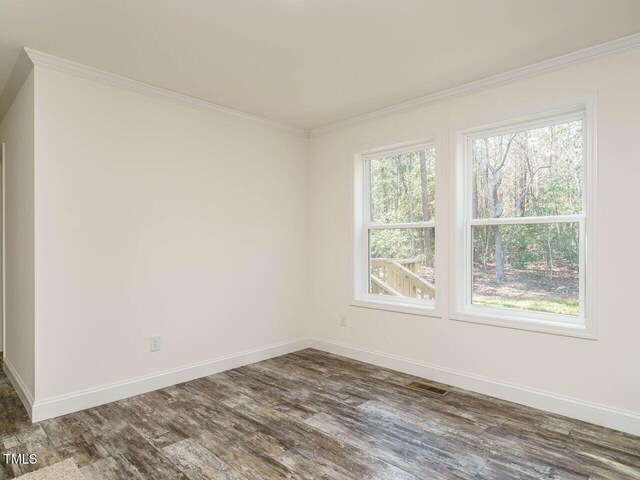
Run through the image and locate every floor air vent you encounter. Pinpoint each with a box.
[406,381,451,396]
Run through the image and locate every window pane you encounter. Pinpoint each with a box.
[369,228,435,300]
[472,120,583,219]
[369,146,435,224]
[472,223,579,316]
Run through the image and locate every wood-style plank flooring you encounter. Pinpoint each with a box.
[1,350,640,479]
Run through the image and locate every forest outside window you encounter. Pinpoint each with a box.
[459,108,594,333]
[356,142,437,312]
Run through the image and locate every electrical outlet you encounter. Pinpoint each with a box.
[150,335,161,352]
[340,314,347,327]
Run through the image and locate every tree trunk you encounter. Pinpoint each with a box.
[405,155,417,256]
[546,227,554,281]
[505,225,513,267]
[493,225,506,283]
[419,150,432,265]
[477,134,516,284]
[483,229,490,272]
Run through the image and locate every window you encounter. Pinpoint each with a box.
[456,107,595,335]
[354,141,437,314]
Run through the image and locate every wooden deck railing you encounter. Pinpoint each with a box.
[370,258,435,300]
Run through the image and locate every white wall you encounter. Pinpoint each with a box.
[33,67,309,400]
[0,71,35,395]
[309,49,640,419]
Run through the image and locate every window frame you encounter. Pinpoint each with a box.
[352,138,441,317]
[452,102,597,339]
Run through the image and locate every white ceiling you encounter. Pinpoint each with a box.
[1,1,640,130]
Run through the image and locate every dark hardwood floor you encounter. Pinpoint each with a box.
[1,349,639,479]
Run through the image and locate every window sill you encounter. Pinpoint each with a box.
[451,309,596,339]
[351,298,440,318]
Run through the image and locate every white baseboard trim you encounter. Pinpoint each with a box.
[20,336,640,435]
[3,357,35,421]
[309,337,640,436]
[31,338,310,422]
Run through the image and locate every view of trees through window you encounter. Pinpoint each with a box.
[470,119,584,316]
[367,146,436,301]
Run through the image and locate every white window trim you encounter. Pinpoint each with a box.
[452,100,598,339]
[352,137,441,317]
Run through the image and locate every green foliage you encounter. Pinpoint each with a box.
[368,121,583,315]
[369,147,436,265]
[370,148,435,224]
[370,228,434,262]
[472,120,583,278]
[474,223,579,270]
[473,120,583,220]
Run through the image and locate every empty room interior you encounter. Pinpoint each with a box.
[1,1,640,479]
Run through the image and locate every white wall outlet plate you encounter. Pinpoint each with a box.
[340,314,347,327]
[150,335,161,352]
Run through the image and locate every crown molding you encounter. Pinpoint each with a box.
[4,32,640,138]
[309,32,640,138]
[16,48,308,137]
